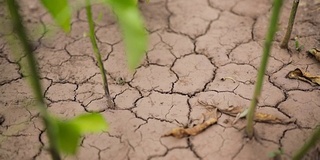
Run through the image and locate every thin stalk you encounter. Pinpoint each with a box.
[246,0,283,138]
[292,126,320,160]
[7,0,61,159]
[280,0,299,49]
[85,0,114,108]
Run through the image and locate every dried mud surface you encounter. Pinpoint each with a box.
[1,0,320,160]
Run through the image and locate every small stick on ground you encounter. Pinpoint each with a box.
[280,0,299,49]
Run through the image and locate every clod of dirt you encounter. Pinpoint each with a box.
[162,117,217,138]
[307,48,320,62]
[286,68,320,86]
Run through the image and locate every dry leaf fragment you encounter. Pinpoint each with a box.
[196,100,295,125]
[233,108,249,124]
[162,117,217,138]
[254,112,283,124]
[254,112,296,124]
[220,105,245,117]
[286,68,320,86]
[198,100,245,116]
[307,48,320,61]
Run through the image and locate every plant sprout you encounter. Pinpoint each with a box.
[246,0,283,138]
[86,0,114,108]
[42,0,147,108]
[280,0,299,49]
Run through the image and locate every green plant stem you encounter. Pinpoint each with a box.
[6,0,61,159]
[280,0,299,49]
[292,126,320,160]
[246,0,283,138]
[86,0,114,108]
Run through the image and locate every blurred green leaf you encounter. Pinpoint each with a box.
[268,148,283,158]
[54,113,107,155]
[104,0,148,70]
[69,113,108,133]
[40,0,71,32]
[56,121,81,154]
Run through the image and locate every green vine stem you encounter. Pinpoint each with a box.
[6,0,61,159]
[85,0,114,108]
[246,0,283,138]
[280,0,299,49]
[292,126,320,160]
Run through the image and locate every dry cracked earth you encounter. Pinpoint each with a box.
[1,0,320,159]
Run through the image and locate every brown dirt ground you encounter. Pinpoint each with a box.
[1,0,320,159]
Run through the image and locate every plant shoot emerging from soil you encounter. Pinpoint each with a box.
[86,0,114,108]
[280,0,299,49]
[246,0,283,138]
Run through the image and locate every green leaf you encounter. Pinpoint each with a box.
[53,113,107,155]
[268,148,283,158]
[104,0,148,70]
[40,0,71,32]
[69,113,108,133]
[56,121,81,154]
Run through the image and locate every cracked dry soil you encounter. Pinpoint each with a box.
[1,0,320,159]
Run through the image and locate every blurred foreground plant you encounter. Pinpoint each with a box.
[246,0,283,138]
[292,126,320,160]
[6,0,109,159]
[6,0,148,158]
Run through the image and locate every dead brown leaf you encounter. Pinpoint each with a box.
[286,68,320,86]
[197,100,244,116]
[254,113,283,124]
[197,100,295,125]
[220,105,245,117]
[254,112,296,124]
[162,117,217,138]
[308,48,320,62]
[197,100,217,111]
[196,100,295,125]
